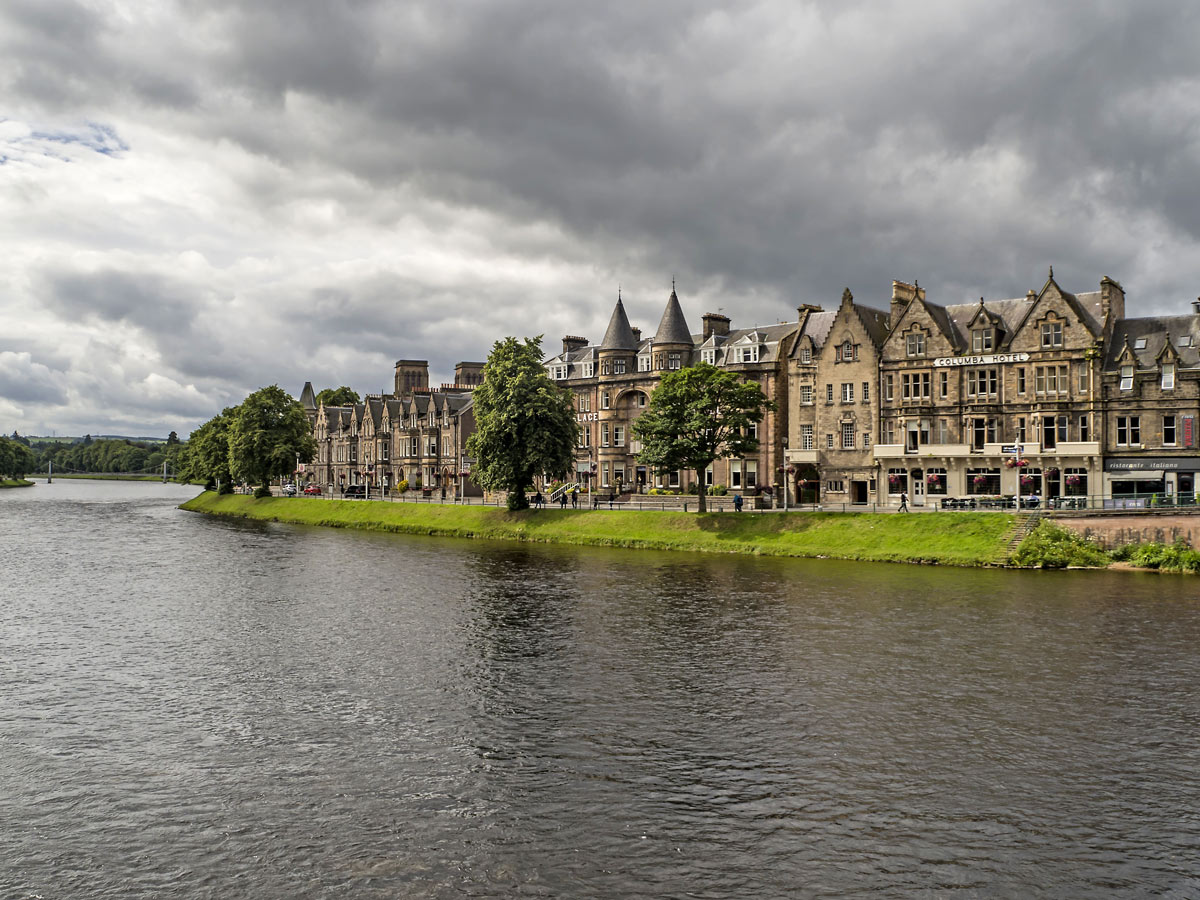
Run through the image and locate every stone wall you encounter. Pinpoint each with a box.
[1054,511,1200,549]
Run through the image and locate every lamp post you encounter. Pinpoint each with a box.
[781,436,789,512]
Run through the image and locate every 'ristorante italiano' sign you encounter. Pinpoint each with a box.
[933,352,1030,367]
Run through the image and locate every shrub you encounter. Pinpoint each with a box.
[1012,521,1109,569]
[1114,540,1200,573]
[687,483,699,494]
[254,483,273,499]
[397,479,409,493]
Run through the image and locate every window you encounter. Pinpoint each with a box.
[936,419,949,444]
[800,347,812,363]
[1064,467,1088,497]
[551,365,567,380]
[939,370,948,399]
[638,355,651,372]
[730,461,742,489]
[1078,366,1089,393]
[901,372,931,400]
[1041,321,1063,348]
[668,352,682,370]
[744,461,757,488]
[800,385,813,404]
[841,422,855,449]
[884,421,895,444]
[841,340,854,361]
[862,381,870,402]
[601,392,611,409]
[886,468,908,494]
[1116,416,1141,446]
[1120,365,1134,391]
[827,480,846,493]
[1034,365,1069,395]
[826,434,834,449]
[1017,417,1027,442]
[826,384,834,402]
[1164,415,1178,446]
[705,465,714,486]
[701,349,715,365]
[601,360,611,375]
[614,358,627,375]
[635,392,647,407]
[967,468,1001,495]
[966,368,999,398]
[906,332,925,356]
[613,425,625,447]
[926,467,947,495]
[601,462,610,487]
[1017,367,1026,394]
[601,424,610,447]
[801,425,813,450]
[578,394,591,412]
[1079,414,1089,442]
[1133,337,1147,350]
[863,432,871,448]
[972,328,994,352]
[841,383,854,403]
[1162,363,1176,390]
[581,362,594,378]
[738,346,759,364]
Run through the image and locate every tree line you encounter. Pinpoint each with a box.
[0,434,39,480]
[38,434,185,476]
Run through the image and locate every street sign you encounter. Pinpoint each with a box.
[1001,444,1024,454]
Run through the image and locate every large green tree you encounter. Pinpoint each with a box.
[179,409,236,490]
[315,386,360,407]
[466,336,579,510]
[0,435,38,480]
[632,362,774,512]
[227,386,316,494]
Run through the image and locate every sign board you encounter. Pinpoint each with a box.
[933,352,1030,367]
[1105,457,1200,472]
[1001,444,1024,454]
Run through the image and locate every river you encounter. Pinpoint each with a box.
[2,480,1199,898]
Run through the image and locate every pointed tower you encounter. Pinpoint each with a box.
[652,282,693,372]
[598,292,637,377]
[299,381,318,426]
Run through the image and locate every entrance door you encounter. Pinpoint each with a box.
[911,468,925,506]
[1181,473,1195,505]
[852,481,868,504]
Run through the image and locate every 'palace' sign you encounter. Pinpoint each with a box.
[933,352,1030,367]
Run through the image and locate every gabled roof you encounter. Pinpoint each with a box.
[1010,273,1102,338]
[653,288,693,345]
[599,297,638,351]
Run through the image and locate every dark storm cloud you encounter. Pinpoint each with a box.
[5,0,1200,435]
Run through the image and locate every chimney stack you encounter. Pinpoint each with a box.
[562,335,588,355]
[890,280,925,326]
[1100,276,1126,325]
[702,312,731,339]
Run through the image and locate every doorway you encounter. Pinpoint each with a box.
[851,481,868,505]
[911,468,925,507]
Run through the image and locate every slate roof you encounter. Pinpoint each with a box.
[599,297,638,351]
[652,289,693,345]
[1105,314,1200,370]
[299,381,316,409]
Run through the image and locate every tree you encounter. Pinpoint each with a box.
[166,431,179,445]
[466,336,579,510]
[632,362,774,513]
[178,409,236,490]
[315,386,360,407]
[227,386,316,495]
[0,435,37,480]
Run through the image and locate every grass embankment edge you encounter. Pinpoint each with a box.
[0,479,35,488]
[179,491,1017,567]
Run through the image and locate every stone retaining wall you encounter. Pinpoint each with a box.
[1053,511,1200,549]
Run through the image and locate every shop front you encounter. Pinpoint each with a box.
[1104,457,1200,507]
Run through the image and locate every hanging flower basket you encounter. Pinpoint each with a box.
[888,474,901,487]
[1065,474,1082,487]
[1019,474,1036,489]
[926,473,942,486]
[786,465,797,475]
[972,475,988,489]
[1004,457,1029,469]
[1047,467,1060,477]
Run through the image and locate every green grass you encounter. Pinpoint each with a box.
[1110,539,1200,573]
[0,479,35,488]
[180,492,1017,566]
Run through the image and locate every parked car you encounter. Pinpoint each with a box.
[303,484,321,495]
[282,483,297,496]
[343,484,366,499]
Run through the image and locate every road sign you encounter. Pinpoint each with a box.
[1001,444,1024,454]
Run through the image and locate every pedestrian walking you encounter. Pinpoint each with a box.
[898,491,908,512]
[559,492,567,508]
[733,493,744,512]
[571,486,579,508]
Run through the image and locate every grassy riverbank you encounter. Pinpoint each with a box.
[180,491,1018,566]
[0,479,34,488]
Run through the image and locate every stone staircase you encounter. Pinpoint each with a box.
[1005,511,1043,560]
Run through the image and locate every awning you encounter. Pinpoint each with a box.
[1107,471,1167,481]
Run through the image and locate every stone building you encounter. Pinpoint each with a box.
[542,287,796,497]
[785,289,890,505]
[875,272,1117,506]
[1100,299,1200,503]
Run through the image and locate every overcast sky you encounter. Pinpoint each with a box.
[3,0,1200,437]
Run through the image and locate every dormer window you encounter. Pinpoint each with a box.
[701,348,715,364]
[1041,321,1063,348]
[906,332,925,357]
[1180,336,1193,347]
[971,328,994,353]
[1162,363,1176,390]
[1120,364,1134,391]
[581,362,594,378]
[740,346,759,364]
[800,347,812,363]
[638,354,651,372]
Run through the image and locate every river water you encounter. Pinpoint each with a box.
[2,480,1199,898]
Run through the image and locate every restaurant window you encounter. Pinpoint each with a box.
[886,468,908,494]
[925,467,948,495]
[1064,467,1088,497]
[967,468,1001,495]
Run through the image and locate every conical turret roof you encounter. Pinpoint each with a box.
[653,287,693,345]
[299,381,317,409]
[599,296,638,351]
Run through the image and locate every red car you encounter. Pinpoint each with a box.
[303,484,322,495]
